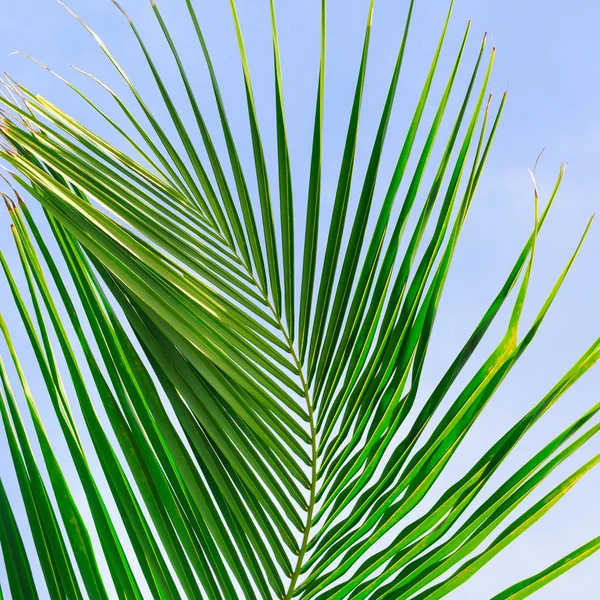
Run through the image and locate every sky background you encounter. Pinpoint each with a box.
[0,0,599,598]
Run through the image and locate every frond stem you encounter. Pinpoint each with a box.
[282,334,317,600]
[254,285,318,600]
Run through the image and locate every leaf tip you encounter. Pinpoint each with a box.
[110,0,132,23]
[1,194,13,212]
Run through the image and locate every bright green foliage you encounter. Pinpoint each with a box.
[0,1,598,599]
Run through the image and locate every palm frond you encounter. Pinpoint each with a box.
[0,1,598,599]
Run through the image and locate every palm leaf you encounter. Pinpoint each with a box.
[0,1,598,599]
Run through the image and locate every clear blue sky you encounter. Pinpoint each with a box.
[0,0,599,598]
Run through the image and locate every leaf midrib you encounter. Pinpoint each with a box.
[244,270,318,600]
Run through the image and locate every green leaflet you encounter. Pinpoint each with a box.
[306,0,376,382]
[490,536,600,600]
[0,478,39,600]
[299,0,327,359]
[227,0,283,314]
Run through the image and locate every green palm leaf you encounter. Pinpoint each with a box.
[0,1,598,599]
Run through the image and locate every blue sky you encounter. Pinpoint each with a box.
[0,0,599,598]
